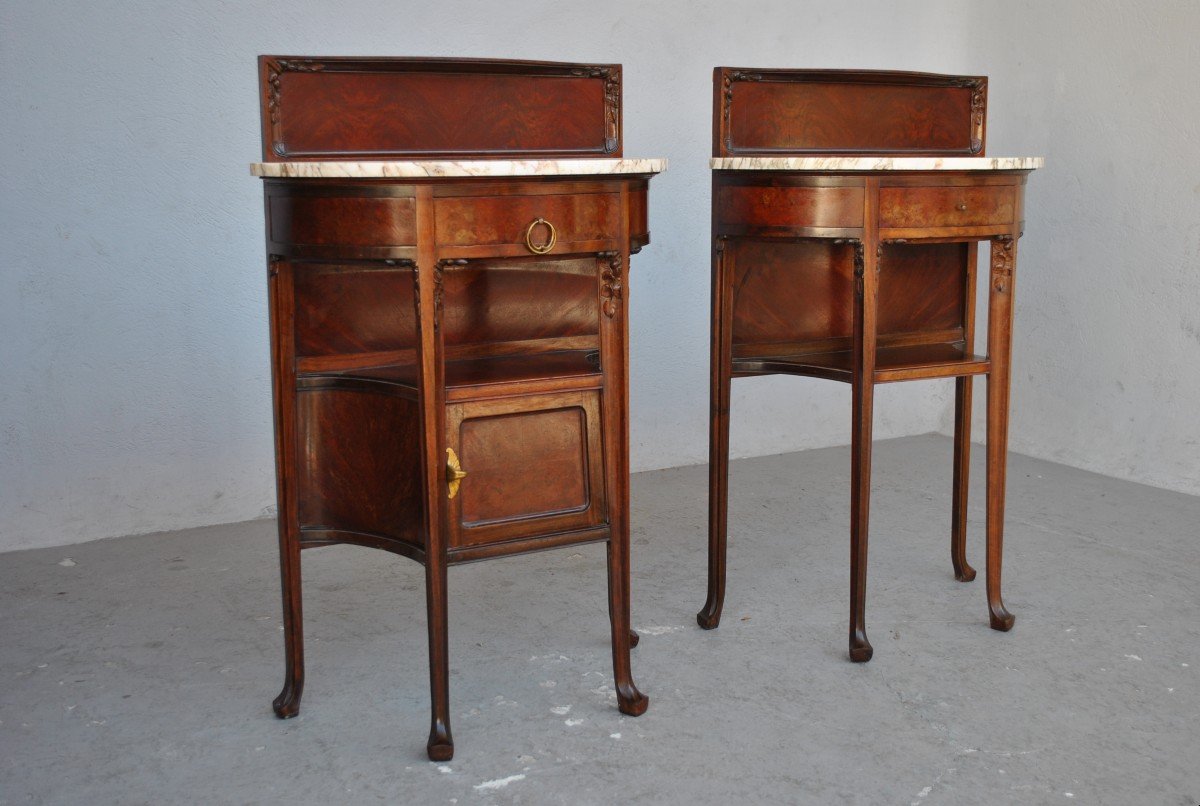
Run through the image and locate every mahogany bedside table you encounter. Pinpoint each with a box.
[696,68,1042,662]
[251,56,665,760]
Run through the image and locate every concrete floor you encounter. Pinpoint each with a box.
[1,434,1197,805]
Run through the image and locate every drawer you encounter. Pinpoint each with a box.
[878,185,1016,229]
[435,192,620,252]
[716,184,864,232]
[445,391,606,549]
[268,192,416,248]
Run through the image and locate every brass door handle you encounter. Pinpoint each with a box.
[524,217,557,254]
[446,448,467,499]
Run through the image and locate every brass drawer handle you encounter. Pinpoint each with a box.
[524,217,557,254]
[956,202,968,212]
[446,448,467,499]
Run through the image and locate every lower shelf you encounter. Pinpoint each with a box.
[734,342,989,383]
[296,349,602,400]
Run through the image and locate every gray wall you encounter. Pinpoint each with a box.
[1,1,1195,552]
[954,2,1200,496]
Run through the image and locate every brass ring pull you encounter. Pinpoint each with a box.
[524,218,557,254]
[956,202,968,211]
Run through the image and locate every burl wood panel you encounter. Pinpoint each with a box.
[296,389,422,547]
[716,182,864,233]
[448,391,606,549]
[730,239,855,346]
[459,407,590,525]
[268,193,416,248]
[435,193,619,248]
[730,240,966,351]
[877,243,966,337]
[261,57,620,160]
[442,260,600,348]
[294,264,416,358]
[292,259,599,362]
[716,69,985,157]
[878,185,1016,229]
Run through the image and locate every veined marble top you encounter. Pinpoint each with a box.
[711,157,1043,171]
[251,158,667,179]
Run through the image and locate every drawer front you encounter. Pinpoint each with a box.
[435,193,620,252]
[878,185,1016,229]
[268,193,416,248]
[446,391,606,549]
[717,184,864,232]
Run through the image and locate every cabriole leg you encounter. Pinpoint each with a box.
[985,237,1017,632]
[848,241,876,663]
[699,240,732,630]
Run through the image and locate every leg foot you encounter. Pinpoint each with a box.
[272,681,302,718]
[616,683,649,717]
[989,604,1015,632]
[849,632,874,663]
[696,604,722,630]
[426,721,454,761]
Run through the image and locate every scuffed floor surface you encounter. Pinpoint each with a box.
[1,435,1197,804]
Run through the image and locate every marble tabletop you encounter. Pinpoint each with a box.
[710,156,1043,172]
[251,158,667,179]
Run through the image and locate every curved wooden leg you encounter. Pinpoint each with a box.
[425,557,454,760]
[699,240,732,630]
[849,376,875,663]
[951,377,977,582]
[608,541,648,716]
[269,262,303,718]
[848,240,876,663]
[272,523,304,718]
[986,237,1017,632]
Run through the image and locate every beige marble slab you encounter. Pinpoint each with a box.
[250,158,667,178]
[710,156,1043,171]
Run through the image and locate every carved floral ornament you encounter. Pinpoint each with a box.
[991,236,1015,292]
[571,65,621,153]
[598,251,623,318]
[410,259,466,330]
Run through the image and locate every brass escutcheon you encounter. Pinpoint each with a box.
[524,217,556,254]
[445,447,467,499]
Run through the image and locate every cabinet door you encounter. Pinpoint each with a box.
[445,390,606,549]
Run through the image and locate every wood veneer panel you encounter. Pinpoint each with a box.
[261,57,620,160]
[459,407,590,526]
[296,389,422,546]
[716,69,986,157]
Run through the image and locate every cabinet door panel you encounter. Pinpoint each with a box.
[447,391,606,548]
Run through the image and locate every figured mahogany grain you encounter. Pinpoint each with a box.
[716,68,986,157]
[878,185,1016,228]
[262,57,620,160]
